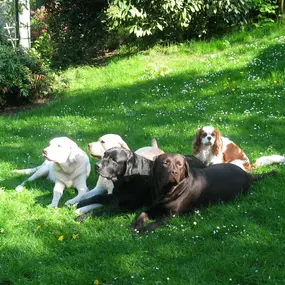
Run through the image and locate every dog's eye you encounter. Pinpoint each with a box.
[176,161,182,167]
[58,144,61,147]
[211,133,215,137]
[202,133,207,138]
[163,160,170,166]
[100,140,105,144]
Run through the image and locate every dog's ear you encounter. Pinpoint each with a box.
[124,150,137,176]
[67,139,80,163]
[192,128,202,154]
[183,156,190,178]
[212,128,222,156]
[119,138,130,150]
[69,148,79,163]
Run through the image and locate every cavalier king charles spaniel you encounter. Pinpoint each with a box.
[192,126,285,170]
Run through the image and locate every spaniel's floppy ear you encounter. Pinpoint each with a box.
[119,138,130,150]
[212,128,222,156]
[192,128,202,155]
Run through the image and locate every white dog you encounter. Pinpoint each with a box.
[76,134,164,214]
[14,137,91,207]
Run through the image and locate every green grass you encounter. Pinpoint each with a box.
[1,23,285,285]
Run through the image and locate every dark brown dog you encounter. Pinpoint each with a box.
[76,148,206,218]
[132,153,277,233]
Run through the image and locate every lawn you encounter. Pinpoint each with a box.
[0,24,285,285]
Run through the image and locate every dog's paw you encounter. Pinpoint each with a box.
[76,204,103,214]
[74,213,91,223]
[47,203,58,208]
[131,220,143,230]
[131,212,151,233]
[131,222,148,234]
[15,185,24,192]
[64,198,78,206]
[75,208,84,215]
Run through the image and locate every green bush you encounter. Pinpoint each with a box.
[0,28,8,45]
[0,44,52,108]
[45,0,107,68]
[30,5,53,66]
[105,0,253,41]
[251,0,279,26]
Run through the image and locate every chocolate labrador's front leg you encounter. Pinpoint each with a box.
[132,212,149,231]
[137,218,168,233]
[132,206,169,233]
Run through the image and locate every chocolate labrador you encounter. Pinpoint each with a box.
[132,153,277,233]
[76,148,205,218]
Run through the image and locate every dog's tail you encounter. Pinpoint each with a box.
[151,138,158,148]
[254,155,285,167]
[250,169,278,181]
[13,166,41,175]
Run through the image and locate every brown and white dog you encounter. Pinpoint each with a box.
[192,126,285,171]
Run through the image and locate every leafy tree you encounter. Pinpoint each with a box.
[45,0,107,67]
[105,0,253,40]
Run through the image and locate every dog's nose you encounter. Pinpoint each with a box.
[207,136,212,141]
[171,169,178,176]
[87,143,91,150]
[42,149,47,155]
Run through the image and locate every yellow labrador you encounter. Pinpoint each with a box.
[88,134,164,161]
[76,134,164,214]
[14,137,91,207]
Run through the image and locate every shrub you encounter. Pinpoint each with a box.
[105,0,253,41]
[251,0,280,26]
[30,5,53,66]
[0,44,53,109]
[0,28,9,45]
[45,0,108,68]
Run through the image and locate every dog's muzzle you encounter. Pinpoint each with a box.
[96,161,117,181]
[204,141,214,146]
[168,169,181,185]
[42,149,52,161]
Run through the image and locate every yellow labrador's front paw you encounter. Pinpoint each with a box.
[47,203,58,208]
[15,185,25,192]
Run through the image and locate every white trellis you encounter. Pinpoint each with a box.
[0,0,30,49]
[3,22,17,47]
